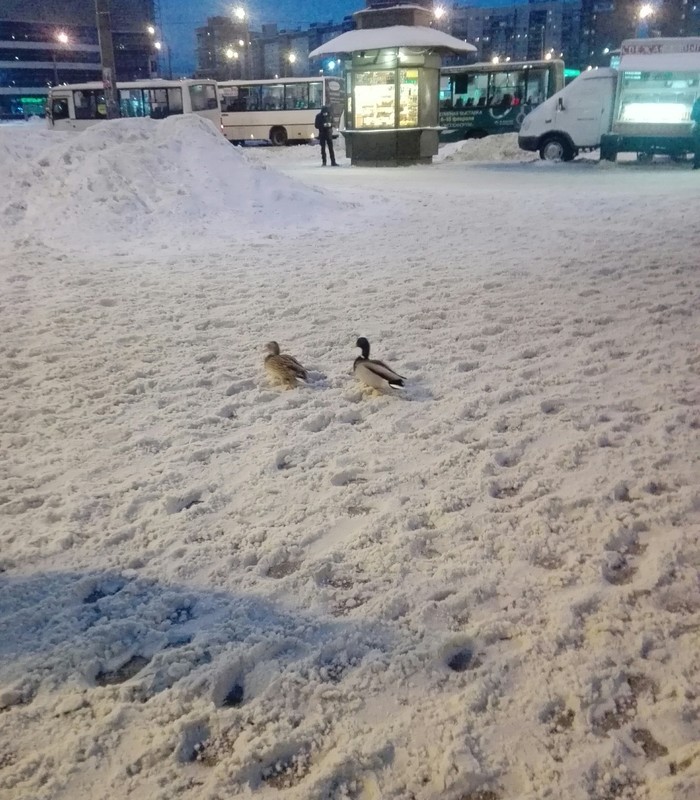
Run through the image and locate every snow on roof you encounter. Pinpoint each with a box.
[357,4,429,12]
[309,25,476,58]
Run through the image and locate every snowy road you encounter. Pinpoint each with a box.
[1,122,699,800]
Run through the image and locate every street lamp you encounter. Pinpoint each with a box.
[432,5,447,31]
[230,9,249,78]
[637,4,654,37]
[147,24,172,79]
[52,31,70,86]
[225,47,239,78]
[286,51,297,78]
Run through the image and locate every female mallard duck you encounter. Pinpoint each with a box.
[353,337,405,391]
[264,341,308,388]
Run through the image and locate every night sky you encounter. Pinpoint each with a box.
[160,0,513,74]
[161,0,358,74]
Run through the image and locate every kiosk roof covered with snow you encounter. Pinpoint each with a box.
[308,25,476,58]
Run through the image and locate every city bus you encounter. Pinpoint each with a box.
[439,59,565,141]
[46,79,220,131]
[218,76,344,145]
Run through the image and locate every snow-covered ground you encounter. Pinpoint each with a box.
[1,120,699,800]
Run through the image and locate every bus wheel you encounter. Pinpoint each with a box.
[539,135,574,162]
[269,127,288,146]
[636,151,653,164]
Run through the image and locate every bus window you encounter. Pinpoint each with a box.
[261,84,283,110]
[119,88,146,117]
[246,86,262,111]
[146,88,169,118]
[440,76,452,109]
[189,83,218,111]
[309,81,323,109]
[243,86,262,111]
[453,73,488,108]
[284,83,308,109]
[168,88,183,114]
[73,90,106,120]
[489,71,522,106]
[220,88,238,112]
[221,85,261,112]
[524,69,548,105]
[51,98,69,120]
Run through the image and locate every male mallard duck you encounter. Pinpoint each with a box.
[353,337,405,391]
[264,341,308,388]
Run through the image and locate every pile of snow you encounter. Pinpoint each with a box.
[437,132,539,163]
[0,122,69,164]
[0,115,338,253]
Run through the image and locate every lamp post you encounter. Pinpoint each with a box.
[230,7,249,79]
[637,4,654,38]
[94,0,119,119]
[432,5,448,32]
[225,46,239,79]
[147,23,172,78]
[52,31,70,86]
[287,51,296,78]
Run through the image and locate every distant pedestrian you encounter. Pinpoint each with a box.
[315,105,338,167]
[692,96,700,170]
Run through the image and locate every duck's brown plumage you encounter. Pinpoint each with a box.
[264,341,307,387]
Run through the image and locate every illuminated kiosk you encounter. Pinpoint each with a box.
[600,37,700,161]
[309,5,475,166]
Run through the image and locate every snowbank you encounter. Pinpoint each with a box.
[437,132,539,163]
[0,115,338,253]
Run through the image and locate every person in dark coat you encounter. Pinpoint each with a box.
[692,96,700,170]
[314,105,338,166]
